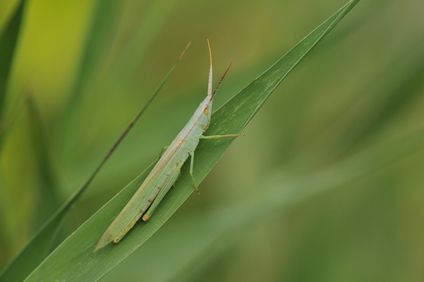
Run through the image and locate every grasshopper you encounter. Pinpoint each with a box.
[95,40,238,251]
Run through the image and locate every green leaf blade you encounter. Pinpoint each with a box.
[21,1,360,281]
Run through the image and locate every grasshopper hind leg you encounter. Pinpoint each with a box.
[142,170,179,221]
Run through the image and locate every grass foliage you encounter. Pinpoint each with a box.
[1,0,424,281]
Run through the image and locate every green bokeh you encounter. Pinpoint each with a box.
[1,0,423,281]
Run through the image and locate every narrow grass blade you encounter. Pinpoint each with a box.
[0,45,188,282]
[22,2,360,281]
[0,0,26,149]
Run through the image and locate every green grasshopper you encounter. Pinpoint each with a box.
[95,40,238,251]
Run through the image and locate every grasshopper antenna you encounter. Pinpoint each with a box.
[179,41,191,61]
[206,39,232,97]
[212,62,232,97]
[206,39,213,98]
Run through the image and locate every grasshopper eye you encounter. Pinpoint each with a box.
[203,106,209,115]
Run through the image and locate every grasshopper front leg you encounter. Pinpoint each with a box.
[200,134,240,140]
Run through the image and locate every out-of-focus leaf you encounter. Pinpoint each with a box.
[0,214,64,282]
[64,0,121,109]
[23,2,359,281]
[110,0,179,86]
[340,55,424,153]
[0,0,26,148]
[0,0,113,277]
[26,96,61,227]
[0,41,186,282]
[0,215,11,268]
[64,0,177,119]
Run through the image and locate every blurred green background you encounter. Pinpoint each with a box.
[1,0,424,281]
